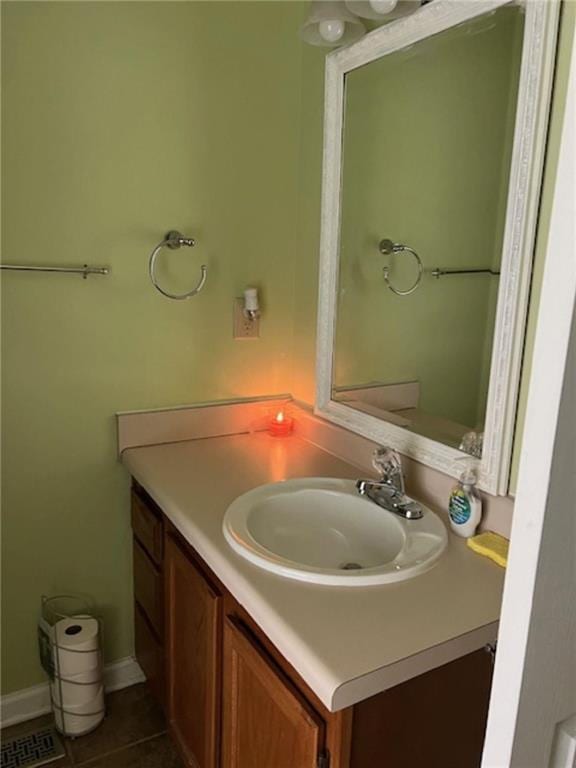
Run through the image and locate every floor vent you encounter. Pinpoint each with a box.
[1,727,66,768]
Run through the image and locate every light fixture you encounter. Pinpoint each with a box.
[345,0,421,21]
[300,1,366,48]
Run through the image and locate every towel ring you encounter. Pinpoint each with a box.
[379,238,423,296]
[149,230,207,300]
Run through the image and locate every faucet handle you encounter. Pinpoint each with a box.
[372,446,401,475]
[372,447,404,493]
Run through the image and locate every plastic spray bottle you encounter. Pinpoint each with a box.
[448,462,482,538]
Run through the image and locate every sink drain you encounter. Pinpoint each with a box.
[340,562,363,571]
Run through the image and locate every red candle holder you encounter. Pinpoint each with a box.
[268,410,294,437]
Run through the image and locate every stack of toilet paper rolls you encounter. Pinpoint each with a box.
[51,616,104,737]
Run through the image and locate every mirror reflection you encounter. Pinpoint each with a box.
[332,5,525,456]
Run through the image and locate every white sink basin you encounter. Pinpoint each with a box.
[223,478,447,586]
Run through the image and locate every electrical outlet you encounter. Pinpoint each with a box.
[233,298,260,339]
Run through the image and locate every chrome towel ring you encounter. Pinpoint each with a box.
[379,238,423,296]
[149,230,207,300]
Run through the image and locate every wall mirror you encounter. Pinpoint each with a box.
[315,0,560,494]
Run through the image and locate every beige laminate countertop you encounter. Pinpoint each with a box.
[123,431,505,712]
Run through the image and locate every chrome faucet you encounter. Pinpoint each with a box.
[356,447,423,520]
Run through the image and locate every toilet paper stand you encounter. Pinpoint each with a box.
[39,595,105,739]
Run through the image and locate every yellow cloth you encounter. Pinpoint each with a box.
[467,531,509,568]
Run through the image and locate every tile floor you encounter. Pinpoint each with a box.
[1,684,183,768]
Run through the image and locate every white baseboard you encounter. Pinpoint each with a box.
[1,656,145,729]
[102,656,146,693]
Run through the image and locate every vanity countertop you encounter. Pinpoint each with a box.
[123,431,505,712]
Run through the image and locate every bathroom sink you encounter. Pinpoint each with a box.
[223,478,447,586]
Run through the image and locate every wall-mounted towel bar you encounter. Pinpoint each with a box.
[0,264,109,278]
[431,267,501,278]
[378,237,500,297]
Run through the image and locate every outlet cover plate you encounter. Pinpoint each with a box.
[233,298,260,339]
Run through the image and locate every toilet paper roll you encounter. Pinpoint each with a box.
[53,687,105,737]
[53,684,104,712]
[53,617,100,678]
[51,672,102,707]
[54,710,103,738]
[58,666,101,685]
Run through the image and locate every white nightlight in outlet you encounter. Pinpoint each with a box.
[233,287,260,339]
[243,287,260,320]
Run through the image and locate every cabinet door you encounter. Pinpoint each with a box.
[222,616,326,768]
[165,534,221,768]
[350,647,493,768]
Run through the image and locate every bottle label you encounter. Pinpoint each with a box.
[449,490,471,524]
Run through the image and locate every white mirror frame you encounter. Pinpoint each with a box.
[315,0,561,495]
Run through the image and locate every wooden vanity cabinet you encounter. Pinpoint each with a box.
[132,484,493,768]
[161,520,338,768]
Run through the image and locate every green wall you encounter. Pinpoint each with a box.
[335,6,523,430]
[1,0,305,695]
[292,43,326,404]
[2,0,573,696]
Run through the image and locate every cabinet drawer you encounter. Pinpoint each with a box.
[132,490,163,565]
[134,539,163,636]
[135,603,164,709]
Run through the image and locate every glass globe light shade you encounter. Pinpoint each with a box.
[300,1,365,48]
[345,0,421,22]
[369,0,398,14]
[318,19,346,43]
